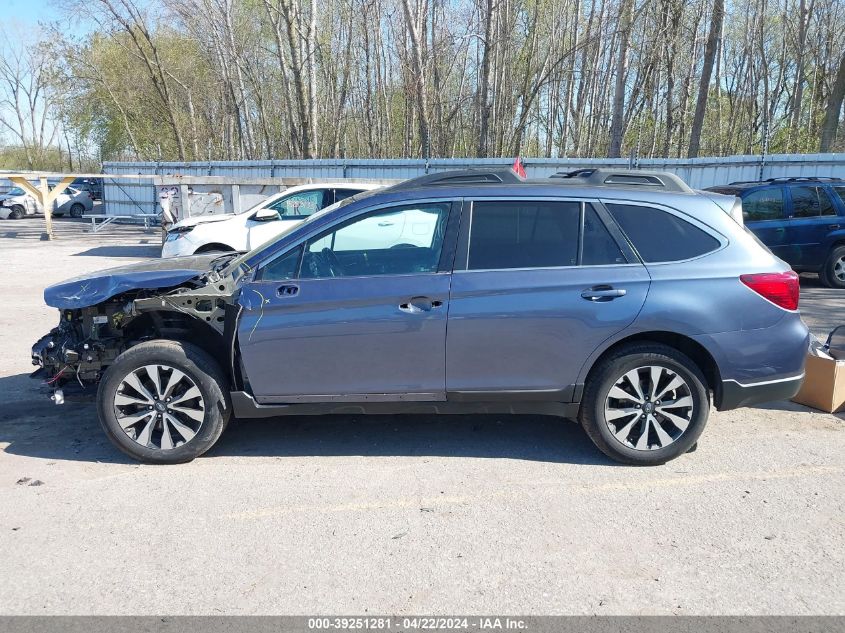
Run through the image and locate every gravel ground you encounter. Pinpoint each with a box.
[0,217,843,615]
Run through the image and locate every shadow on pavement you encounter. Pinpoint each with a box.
[750,396,845,421]
[72,244,160,258]
[0,373,614,466]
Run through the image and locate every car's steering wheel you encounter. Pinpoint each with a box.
[321,247,344,277]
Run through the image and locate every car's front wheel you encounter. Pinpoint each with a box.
[97,341,230,464]
[579,343,710,465]
[8,205,24,219]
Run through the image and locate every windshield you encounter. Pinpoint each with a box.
[222,188,381,276]
[6,187,24,196]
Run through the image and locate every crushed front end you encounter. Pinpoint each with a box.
[31,303,136,390]
[30,253,241,401]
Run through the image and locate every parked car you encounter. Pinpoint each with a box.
[705,177,845,287]
[32,168,808,465]
[0,184,94,219]
[72,177,104,200]
[161,182,383,258]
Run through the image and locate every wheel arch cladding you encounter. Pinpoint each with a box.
[580,331,721,398]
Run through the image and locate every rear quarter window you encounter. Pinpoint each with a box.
[606,203,720,263]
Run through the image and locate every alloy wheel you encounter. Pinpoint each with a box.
[834,256,845,283]
[604,365,694,451]
[113,364,205,450]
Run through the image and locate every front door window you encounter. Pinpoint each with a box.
[300,203,450,278]
[268,190,327,218]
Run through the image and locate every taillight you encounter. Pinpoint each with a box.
[740,271,799,311]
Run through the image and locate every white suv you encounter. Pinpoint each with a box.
[162,183,382,258]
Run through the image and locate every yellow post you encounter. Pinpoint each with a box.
[8,175,76,240]
[39,177,53,240]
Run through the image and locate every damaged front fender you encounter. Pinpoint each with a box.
[33,253,244,392]
[44,254,224,309]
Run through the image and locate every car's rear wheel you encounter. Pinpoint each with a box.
[820,245,845,289]
[8,205,24,219]
[69,203,85,218]
[579,343,710,465]
[97,341,230,464]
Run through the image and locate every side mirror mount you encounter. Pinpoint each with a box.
[253,208,281,222]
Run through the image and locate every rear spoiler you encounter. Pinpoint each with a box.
[698,190,744,225]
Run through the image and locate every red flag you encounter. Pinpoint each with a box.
[512,156,526,178]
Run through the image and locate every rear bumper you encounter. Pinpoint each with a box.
[718,372,804,410]
[695,312,809,411]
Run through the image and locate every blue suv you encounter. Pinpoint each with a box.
[31,169,809,465]
[706,178,845,287]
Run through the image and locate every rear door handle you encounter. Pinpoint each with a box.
[829,224,841,230]
[581,286,626,302]
[277,284,299,297]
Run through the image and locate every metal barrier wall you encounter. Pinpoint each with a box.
[102,153,845,217]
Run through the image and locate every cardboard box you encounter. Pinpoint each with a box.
[791,354,845,413]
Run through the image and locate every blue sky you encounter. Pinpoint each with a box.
[4,0,60,25]
[3,0,113,32]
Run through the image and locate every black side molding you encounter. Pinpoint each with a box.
[231,391,579,419]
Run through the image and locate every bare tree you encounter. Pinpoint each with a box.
[688,0,724,158]
[0,32,59,168]
[608,0,634,158]
[820,51,845,152]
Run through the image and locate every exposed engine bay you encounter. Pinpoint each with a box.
[31,255,241,391]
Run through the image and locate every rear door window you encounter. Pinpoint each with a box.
[606,204,720,263]
[334,188,363,204]
[833,186,845,208]
[791,186,836,217]
[468,200,580,270]
[582,205,627,265]
[466,200,627,270]
[741,188,785,222]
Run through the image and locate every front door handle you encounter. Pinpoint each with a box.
[830,224,841,230]
[581,286,627,302]
[277,284,299,297]
[399,296,443,313]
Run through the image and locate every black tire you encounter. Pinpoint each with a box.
[97,340,231,464]
[194,243,235,254]
[69,203,85,218]
[820,245,845,289]
[8,205,24,219]
[579,343,710,466]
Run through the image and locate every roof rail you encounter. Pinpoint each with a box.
[727,176,844,185]
[765,176,843,183]
[549,168,693,193]
[386,168,524,192]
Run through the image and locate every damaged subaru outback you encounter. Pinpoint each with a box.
[31,169,809,465]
